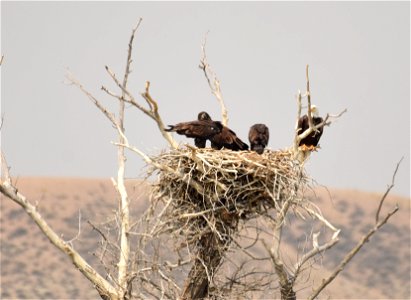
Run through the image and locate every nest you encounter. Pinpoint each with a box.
[149,147,309,246]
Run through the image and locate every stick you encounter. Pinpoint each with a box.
[0,153,117,299]
[199,32,228,126]
[375,157,403,223]
[307,205,398,300]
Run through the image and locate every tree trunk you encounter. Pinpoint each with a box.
[280,280,296,300]
[181,210,238,299]
[181,232,225,299]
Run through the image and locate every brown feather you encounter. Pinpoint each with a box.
[165,120,222,140]
[211,127,249,151]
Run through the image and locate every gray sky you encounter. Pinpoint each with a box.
[1,2,410,198]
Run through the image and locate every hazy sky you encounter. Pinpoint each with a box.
[1,2,410,198]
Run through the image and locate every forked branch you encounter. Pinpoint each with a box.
[0,153,118,299]
[101,69,178,149]
[292,230,340,283]
[265,199,296,300]
[122,18,143,96]
[308,206,398,300]
[308,160,402,299]
[376,157,403,223]
[199,33,228,126]
[67,73,118,127]
[140,81,179,149]
[116,19,144,299]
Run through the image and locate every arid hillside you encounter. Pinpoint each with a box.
[1,177,409,299]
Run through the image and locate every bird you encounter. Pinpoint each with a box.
[194,111,214,148]
[196,111,249,151]
[248,124,269,154]
[297,105,324,151]
[210,126,249,151]
[165,117,223,148]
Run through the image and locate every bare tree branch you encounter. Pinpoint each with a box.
[67,72,118,127]
[292,230,340,282]
[88,220,120,252]
[199,32,228,126]
[308,205,398,300]
[376,157,403,223]
[293,91,303,154]
[1,152,12,183]
[263,238,296,300]
[0,153,118,299]
[66,19,149,299]
[140,81,179,149]
[139,277,175,299]
[308,160,402,300]
[102,68,178,150]
[122,18,143,97]
[306,65,314,130]
[264,199,297,300]
[115,19,143,299]
[102,68,152,118]
[65,209,82,246]
[102,66,178,150]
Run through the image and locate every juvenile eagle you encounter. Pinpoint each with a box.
[248,124,269,154]
[195,111,214,148]
[197,111,249,151]
[165,117,223,148]
[297,105,324,151]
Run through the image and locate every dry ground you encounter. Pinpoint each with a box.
[1,177,409,299]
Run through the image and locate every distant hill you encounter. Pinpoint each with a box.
[1,177,409,299]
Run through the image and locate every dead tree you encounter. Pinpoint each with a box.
[0,23,401,300]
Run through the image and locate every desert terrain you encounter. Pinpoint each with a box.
[1,177,410,299]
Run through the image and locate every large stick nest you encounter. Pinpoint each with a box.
[148,147,309,246]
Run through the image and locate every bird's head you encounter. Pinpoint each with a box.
[310,105,320,118]
[198,111,212,121]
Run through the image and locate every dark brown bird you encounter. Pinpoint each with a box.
[210,126,249,151]
[194,111,213,148]
[297,105,324,151]
[248,124,269,154]
[196,111,249,151]
[165,117,223,148]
